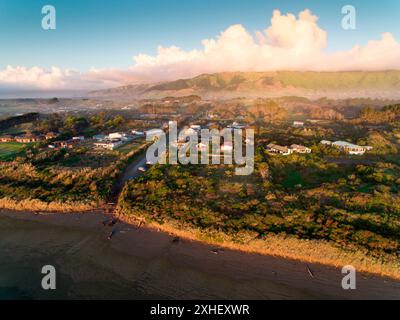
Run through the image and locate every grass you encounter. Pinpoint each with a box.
[116,140,144,155]
[0,142,27,160]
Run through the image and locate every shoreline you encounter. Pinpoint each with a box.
[117,213,400,281]
[1,208,400,299]
[2,207,400,281]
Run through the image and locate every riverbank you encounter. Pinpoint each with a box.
[1,209,399,299]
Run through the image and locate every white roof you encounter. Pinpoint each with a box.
[332,141,363,149]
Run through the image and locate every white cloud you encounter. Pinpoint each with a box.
[1,9,400,92]
[129,9,400,79]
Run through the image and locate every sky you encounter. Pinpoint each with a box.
[0,0,400,94]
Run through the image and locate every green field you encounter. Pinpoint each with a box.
[116,140,144,155]
[0,142,27,160]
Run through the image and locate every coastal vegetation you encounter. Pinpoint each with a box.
[1,98,400,278]
[117,101,400,278]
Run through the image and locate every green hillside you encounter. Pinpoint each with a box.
[147,71,400,91]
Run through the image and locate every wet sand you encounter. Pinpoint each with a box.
[0,210,399,300]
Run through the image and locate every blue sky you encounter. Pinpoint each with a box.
[1,0,399,71]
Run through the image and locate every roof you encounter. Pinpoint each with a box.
[290,144,309,150]
[268,143,289,153]
[332,141,363,149]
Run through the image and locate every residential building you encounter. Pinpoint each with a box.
[290,144,311,154]
[108,132,125,140]
[332,141,372,155]
[0,135,13,142]
[15,134,41,143]
[293,121,304,128]
[50,139,77,149]
[132,130,145,136]
[320,140,332,145]
[45,132,57,140]
[267,143,292,155]
[94,140,123,150]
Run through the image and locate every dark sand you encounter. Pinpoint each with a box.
[0,210,399,300]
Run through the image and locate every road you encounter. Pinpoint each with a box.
[113,153,148,198]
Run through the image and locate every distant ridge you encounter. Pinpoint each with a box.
[88,71,400,100]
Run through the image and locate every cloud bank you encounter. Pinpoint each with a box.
[1,9,400,92]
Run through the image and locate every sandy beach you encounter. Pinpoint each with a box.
[0,209,399,300]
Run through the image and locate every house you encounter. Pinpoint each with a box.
[132,130,145,136]
[108,132,125,140]
[320,140,332,145]
[0,135,14,142]
[267,143,292,155]
[72,136,85,141]
[293,121,304,128]
[45,132,57,140]
[332,141,372,155]
[94,140,123,150]
[15,134,41,143]
[290,144,311,154]
[50,139,77,149]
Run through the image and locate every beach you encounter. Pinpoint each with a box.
[0,209,399,300]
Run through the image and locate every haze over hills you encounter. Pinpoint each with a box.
[89,71,400,100]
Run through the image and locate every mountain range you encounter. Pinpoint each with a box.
[89,71,400,100]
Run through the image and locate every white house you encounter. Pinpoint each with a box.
[290,144,311,154]
[108,132,125,140]
[132,130,145,136]
[94,140,123,150]
[229,122,246,129]
[267,143,292,155]
[320,140,332,145]
[332,141,372,155]
[293,121,304,128]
